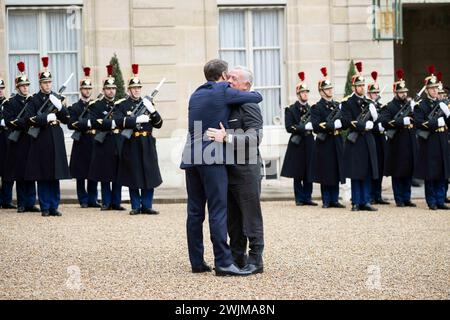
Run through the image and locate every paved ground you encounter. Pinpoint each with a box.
[0,201,449,300]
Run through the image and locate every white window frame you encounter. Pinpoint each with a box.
[5,5,83,101]
[219,6,286,128]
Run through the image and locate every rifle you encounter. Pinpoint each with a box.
[316,100,342,142]
[417,98,450,140]
[121,78,166,139]
[71,93,104,141]
[385,85,426,140]
[7,96,31,143]
[347,87,386,144]
[93,98,120,144]
[28,73,74,139]
[290,107,311,145]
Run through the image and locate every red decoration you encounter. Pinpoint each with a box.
[106,65,113,77]
[371,71,378,82]
[355,62,363,73]
[396,69,405,80]
[132,64,139,76]
[83,67,91,77]
[17,62,25,73]
[320,67,328,77]
[298,72,305,82]
[42,56,49,68]
[437,72,443,82]
[428,65,436,75]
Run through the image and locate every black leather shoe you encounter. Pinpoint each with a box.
[374,198,390,205]
[26,206,40,213]
[101,205,112,211]
[396,203,405,208]
[322,204,330,209]
[351,204,360,212]
[129,209,141,216]
[42,211,50,217]
[215,264,252,277]
[404,201,417,208]
[192,262,212,273]
[88,202,101,208]
[50,209,62,217]
[360,204,378,212]
[429,205,438,211]
[295,202,304,206]
[234,256,248,269]
[437,204,450,210]
[302,200,318,206]
[17,207,26,213]
[80,203,89,209]
[141,208,160,215]
[112,205,126,211]
[242,264,264,275]
[330,202,346,208]
[2,203,17,209]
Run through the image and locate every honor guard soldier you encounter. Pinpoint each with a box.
[281,71,317,207]
[341,62,379,212]
[311,67,346,209]
[88,65,125,211]
[0,77,16,209]
[367,71,390,205]
[414,66,450,210]
[68,67,100,208]
[2,62,38,213]
[437,72,450,203]
[114,64,163,215]
[380,69,418,208]
[23,57,71,217]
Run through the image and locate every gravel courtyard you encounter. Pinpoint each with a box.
[0,201,449,300]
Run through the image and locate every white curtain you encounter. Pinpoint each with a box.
[219,11,246,68]
[8,9,79,105]
[252,10,282,125]
[219,9,283,125]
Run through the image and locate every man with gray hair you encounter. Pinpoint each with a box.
[207,66,265,275]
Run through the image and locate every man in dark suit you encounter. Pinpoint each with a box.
[180,59,262,276]
[281,71,316,207]
[207,66,264,275]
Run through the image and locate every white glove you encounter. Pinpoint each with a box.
[87,119,92,128]
[378,123,385,133]
[365,121,374,130]
[403,117,411,126]
[49,94,62,111]
[47,113,57,123]
[334,119,342,130]
[305,122,313,131]
[111,120,117,130]
[143,98,156,114]
[0,119,5,127]
[136,114,150,124]
[439,102,450,118]
[410,100,416,111]
[438,117,445,128]
[369,103,378,121]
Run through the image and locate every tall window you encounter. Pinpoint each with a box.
[7,8,81,104]
[219,7,284,126]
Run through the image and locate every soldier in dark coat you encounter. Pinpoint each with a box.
[68,67,99,208]
[414,67,450,210]
[379,69,418,208]
[114,64,163,215]
[2,62,38,213]
[281,71,316,206]
[88,65,125,212]
[437,74,450,203]
[367,71,390,205]
[311,67,345,209]
[22,57,71,217]
[341,62,378,212]
[0,78,16,209]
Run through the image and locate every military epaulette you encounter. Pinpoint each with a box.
[1,99,8,106]
[340,95,351,103]
[89,99,99,106]
[114,98,126,105]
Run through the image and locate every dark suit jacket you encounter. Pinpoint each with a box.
[180,81,262,168]
[226,103,263,185]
